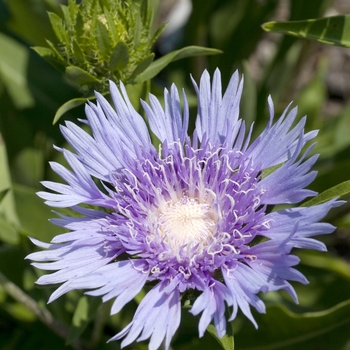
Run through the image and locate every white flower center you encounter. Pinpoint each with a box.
[157,197,216,253]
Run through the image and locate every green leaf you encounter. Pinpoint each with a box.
[13,184,62,240]
[32,46,66,73]
[65,65,101,85]
[298,250,350,280]
[0,216,19,245]
[5,0,57,46]
[109,42,129,71]
[235,300,350,350]
[67,296,101,344]
[129,53,155,81]
[48,12,70,46]
[0,189,9,204]
[207,323,234,350]
[262,15,350,48]
[12,148,44,188]
[0,33,35,109]
[135,46,222,83]
[72,39,86,64]
[0,133,20,227]
[96,20,111,59]
[301,180,350,207]
[53,96,93,124]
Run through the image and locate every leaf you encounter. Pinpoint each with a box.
[12,148,44,188]
[0,216,19,245]
[301,180,350,207]
[53,95,96,124]
[96,20,111,59]
[235,300,350,350]
[48,12,70,46]
[12,184,62,240]
[67,296,101,344]
[65,66,101,85]
[207,323,234,350]
[32,46,66,73]
[135,46,222,83]
[129,53,155,81]
[262,15,350,48]
[0,133,20,227]
[72,39,86,64]
[0,32,34,109]
[109,42,129,71]
[298,250,350,280]
[5,0,57,46]
[0,189,9,204]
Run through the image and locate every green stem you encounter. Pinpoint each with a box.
[0,271,86,350]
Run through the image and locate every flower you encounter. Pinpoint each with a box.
[27,69,339,350]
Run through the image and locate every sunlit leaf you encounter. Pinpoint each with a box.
[302,180,350,207]
[0,33,34,109]
[207,323,234,350]
[0,133,20,227]
[53,95,95,124]
[135,46,222,83]
[262,15,350,48]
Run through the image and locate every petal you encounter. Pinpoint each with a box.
[110,281,181,350]
[190,281,232,338]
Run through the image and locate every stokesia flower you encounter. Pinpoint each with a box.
[27,69,339,349]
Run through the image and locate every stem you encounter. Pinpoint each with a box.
[0,271,86,350]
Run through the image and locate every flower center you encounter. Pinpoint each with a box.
[157,197,216,253]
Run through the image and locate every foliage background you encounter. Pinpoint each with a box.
[1,0,350,349]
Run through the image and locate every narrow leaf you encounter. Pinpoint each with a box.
[48,12,69,46]
[53,96,92,124]
[109,42,129,71]
[65,66,100,85]
[262,15,350,48]
[32,46,66,73]
[96,20,111,58]
[129,53,155,81]
[135,46,222,83]
[301,180,350,207]
[72,39,86,63]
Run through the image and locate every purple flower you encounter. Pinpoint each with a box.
[27,69,339,349]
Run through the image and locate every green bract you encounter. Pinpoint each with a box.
[34,0,164,93]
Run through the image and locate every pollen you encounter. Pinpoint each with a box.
[157,197,216,251]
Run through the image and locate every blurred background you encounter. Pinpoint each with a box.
[1,0,350,349]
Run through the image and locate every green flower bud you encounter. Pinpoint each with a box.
[34,0,164,93]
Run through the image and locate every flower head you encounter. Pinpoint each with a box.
[27,69,339,349]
